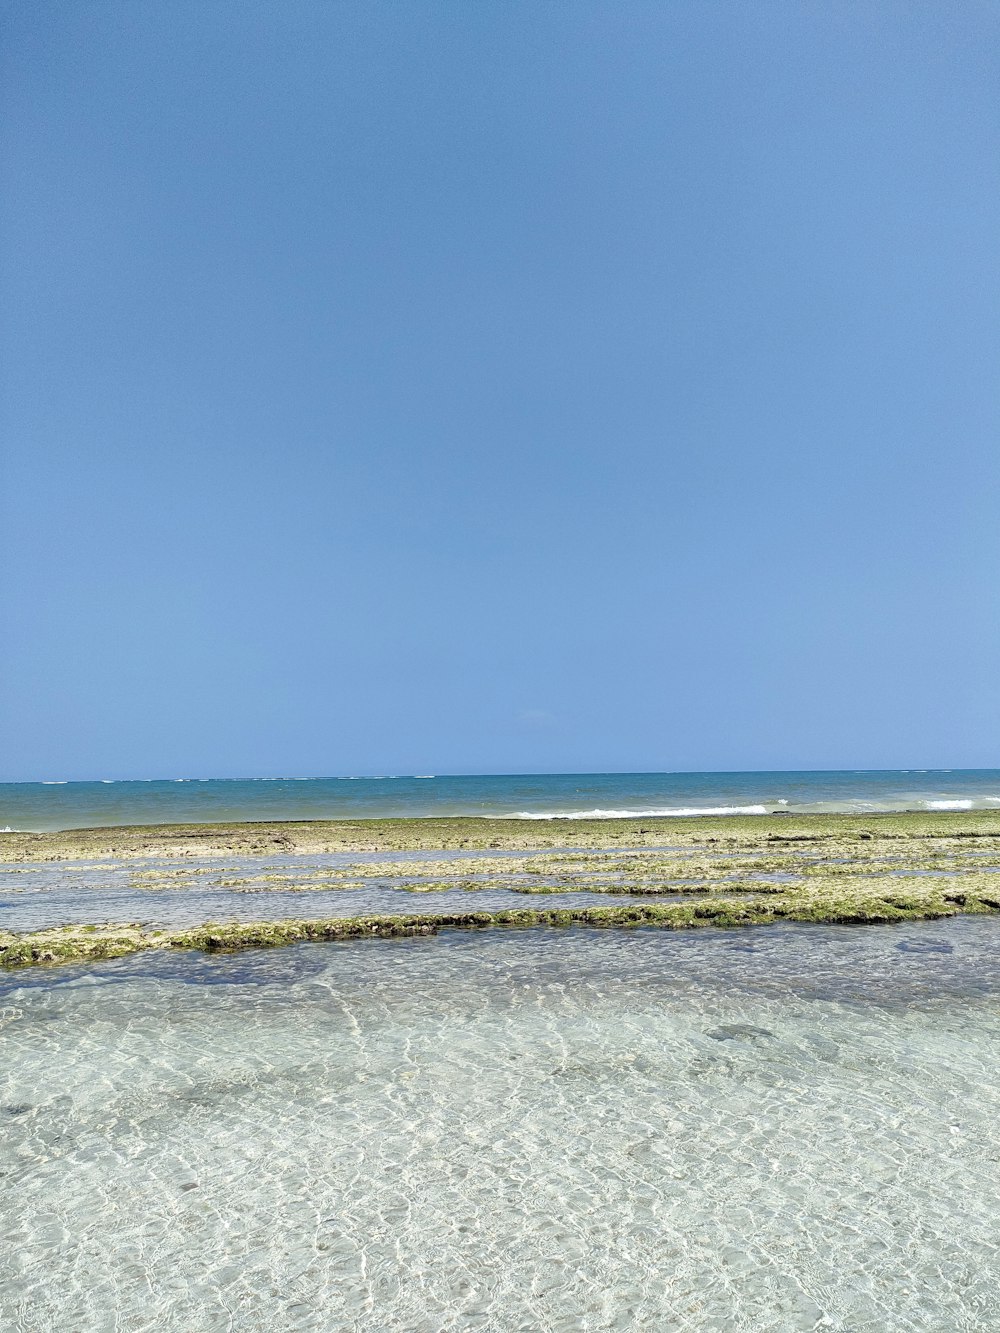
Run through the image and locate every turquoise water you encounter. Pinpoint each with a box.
[4,769,1000,831]
[2,918,999,1330]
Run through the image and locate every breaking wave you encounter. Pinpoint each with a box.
[512,804,771,820]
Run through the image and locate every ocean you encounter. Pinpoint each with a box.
[4,774,1000,1328]
[3,768,1000,831]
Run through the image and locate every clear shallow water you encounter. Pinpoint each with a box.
[0,852,706,932]
[5,769,1000,831]
[2,919,1000,1331]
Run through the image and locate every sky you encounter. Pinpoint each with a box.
[2,1,999,782]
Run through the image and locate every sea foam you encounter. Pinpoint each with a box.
[512,804,771,820]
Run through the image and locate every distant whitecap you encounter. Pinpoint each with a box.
[511,804,771,820]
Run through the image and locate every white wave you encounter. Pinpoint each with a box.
[41,780,68,785]
[510,804,771,820]
[413,775,436,779]
[924,799,974,811]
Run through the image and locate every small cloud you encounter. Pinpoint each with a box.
[517,708,556,727]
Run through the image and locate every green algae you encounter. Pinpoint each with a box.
[6,809,1000,865]
[2,878,998,969]
[0,924,151,967]
[4,811,1000,969]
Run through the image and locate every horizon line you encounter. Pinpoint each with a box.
[1,766,993,786]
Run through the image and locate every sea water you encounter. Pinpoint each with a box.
[0,849,689,933]
[2,918,999,1330]
[4,769,1000,832]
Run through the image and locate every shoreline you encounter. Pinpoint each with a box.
[2,810,1000,969]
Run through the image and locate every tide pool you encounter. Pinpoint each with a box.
[2,918,999,1330]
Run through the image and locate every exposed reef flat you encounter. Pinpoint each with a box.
[5,809,1000,861]
[2,812,1000,967]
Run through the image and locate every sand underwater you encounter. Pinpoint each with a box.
[2,812,1000,1329]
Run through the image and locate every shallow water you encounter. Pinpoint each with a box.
[0,853,709,932]
[2,918,1000,1330]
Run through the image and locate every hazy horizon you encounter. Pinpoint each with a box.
[3,763,995,786]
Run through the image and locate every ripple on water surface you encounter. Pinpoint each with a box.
[2,918,1000,1331]
[0,851,708,931]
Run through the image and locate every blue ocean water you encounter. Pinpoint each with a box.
[3,769,1000,832]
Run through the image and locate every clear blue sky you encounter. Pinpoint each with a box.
[2,1,998,781]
